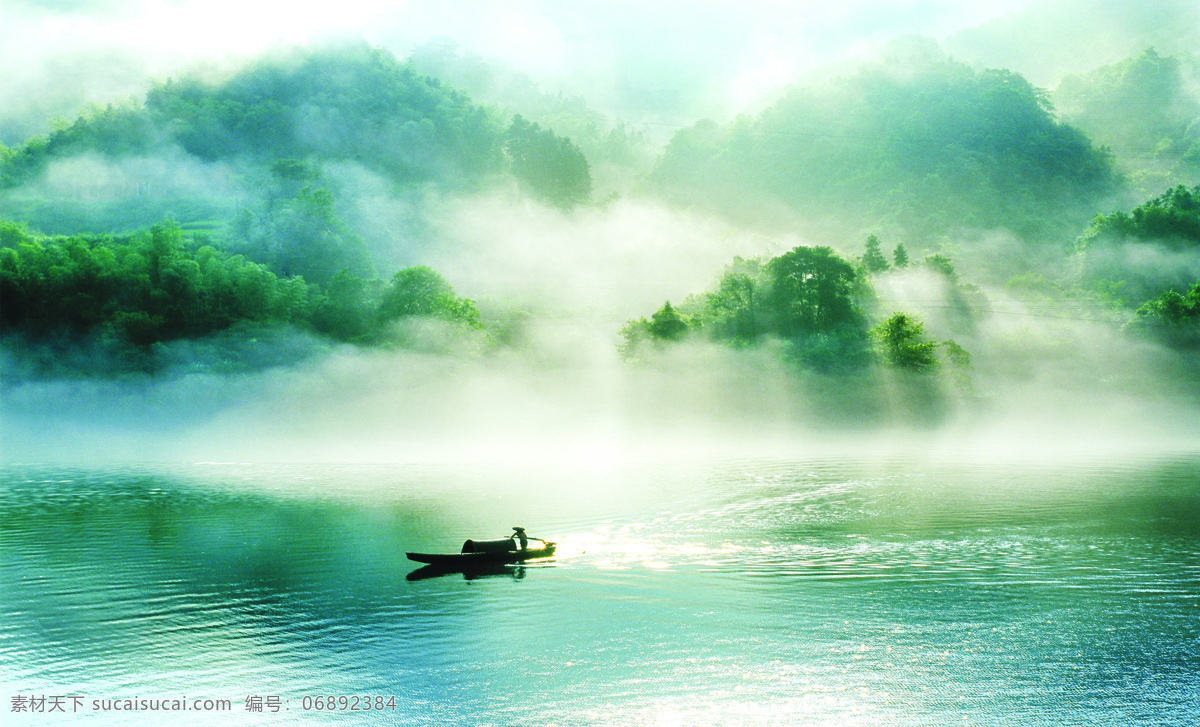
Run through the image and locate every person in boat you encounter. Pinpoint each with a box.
[512,527,529,549]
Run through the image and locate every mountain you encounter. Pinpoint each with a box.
[0,42,591,235]
[649,39,1120,244]
[1055,48,1200,197]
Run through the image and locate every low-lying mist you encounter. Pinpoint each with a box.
[423,191,779,318]
[6,331,1196,468]
[5,191,1199,468]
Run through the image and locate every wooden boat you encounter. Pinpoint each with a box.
[406,527,556,568]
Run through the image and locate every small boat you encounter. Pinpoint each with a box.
[406,527,556,569]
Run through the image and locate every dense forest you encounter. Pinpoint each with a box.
[1055,48,1200,197]
[406,38,654,200]
[2,38,1199,417]
[0,218,483,375]
[650,39,1121,243]
[0,42,592,232]
[1078,184,1200,346]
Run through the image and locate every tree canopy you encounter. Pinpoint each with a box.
[1075,184,1200,306]
[377,266,481,328]
[651,41,1119,241]
[1134,281,1200,349]
[0,221,314,347]
[0,43,592,206]
[1080,184,1200,250]
[1055,48,1200,194]
[621,245,874,372]
[0,219,483,369]
[504,115,591,207]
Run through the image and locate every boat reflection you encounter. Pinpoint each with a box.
[406,563,534,582]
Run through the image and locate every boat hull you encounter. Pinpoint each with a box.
[406,543,556,568]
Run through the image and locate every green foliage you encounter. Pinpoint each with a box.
[872,313,939,371]
[0,42,606,245]
[621,246,872,372]
[407,39,653,190]
[1133,281,1200,348]
[922,254,957,279]
[696,257,764,346]
[1137,282,1200,321]
[228,163,372,287]
[862,234,890,273]
[1080,184,1200,250]
[939,339,971,370]
[0,43,589,196]
[0,220,33,248]
[310,269,379,343]
[892,243,909,268]
[763,246,868,339]
[648,301,688,341]
[505,115,591,207]
[651,42,1119,240]
[0,218,487,358]
[376,266,481,329]
[0,102,156,189]
[0,221,317,346]
[1055,49,1200,194]
[138,44,506,187]
[619,242,981,381]
[617,317,652,360]
[618,301,690,359]
[1076,184,1200,306]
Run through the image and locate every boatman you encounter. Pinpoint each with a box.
[512,527,528,549]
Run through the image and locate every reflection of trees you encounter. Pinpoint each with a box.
[1,471,430,636]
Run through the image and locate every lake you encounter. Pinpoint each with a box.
[2,451,1198,725]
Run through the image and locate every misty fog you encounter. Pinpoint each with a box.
[3,0,1200,466]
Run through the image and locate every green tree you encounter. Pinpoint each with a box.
[618,246,874,372]
[873,312,939,371]
[228,162,372,287]
[376,266,480,328]
[1080,184,1200,250]
[504,115,592,207]
[145,221,182,288]
[923,254,956,279]
[1055,49,1200,194]
[648,301,688,341]
[893,243,909,267]
[1133,281,1200,348]
[1076,184,1200,306]
[0,221,319,347]
[700,258,763,345]
[764,246,867,337]
[311,269,377,342]
[862,234,890,273]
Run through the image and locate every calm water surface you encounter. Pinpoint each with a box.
[2,454,1199,725]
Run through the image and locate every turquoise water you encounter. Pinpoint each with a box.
[2,454,1199,725]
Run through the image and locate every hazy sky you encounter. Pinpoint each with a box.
[1,0,1039,140]
[6,0,1197,142]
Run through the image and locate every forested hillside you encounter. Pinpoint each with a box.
[1074,184,1200,348]
[0,219,483,375]
[407,39,654,199]
[651,40,1120,243]
[1055,49,1200,196]
[2,45,497,190]
[0,42,592,235]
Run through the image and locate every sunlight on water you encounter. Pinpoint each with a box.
[2,455,1199,725]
